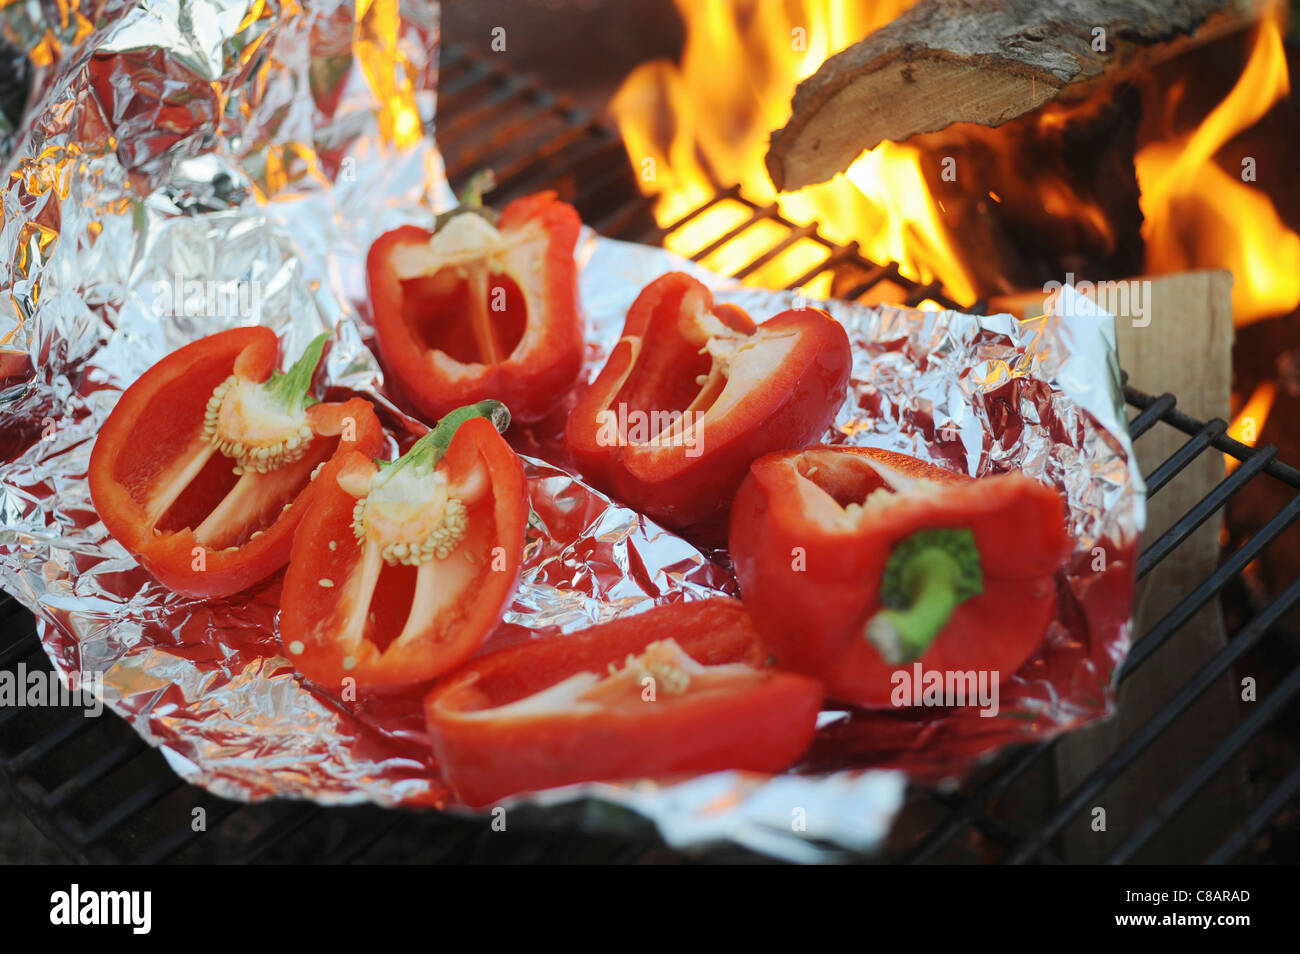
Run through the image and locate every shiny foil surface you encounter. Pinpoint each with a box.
[0,0,1143,859]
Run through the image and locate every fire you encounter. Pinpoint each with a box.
[611,0,976,304]
[615,2,1297,327]
[1226,381,1276,472]
[1136,15,1299,325]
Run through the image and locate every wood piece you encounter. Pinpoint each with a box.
[914,83,1144,300]
[996,270,1245,862]
[766,0,1272,192]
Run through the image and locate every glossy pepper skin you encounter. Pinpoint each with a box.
[424,597,824,806]
[729,446,1071,708]
[88,327,383,599]
[280,402,527,693]
[367,192,583,424]
[564,272,852,533]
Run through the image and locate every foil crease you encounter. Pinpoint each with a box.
[0,0,1142,860]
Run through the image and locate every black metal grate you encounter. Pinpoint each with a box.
[2,43,1298,863]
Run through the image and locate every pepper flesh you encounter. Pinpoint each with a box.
[729,446,1070,708]
[280,403,527,693]
[424,598,824,806]
[565,271,852,535]
[367,191,583,424]
[88,327,383,599]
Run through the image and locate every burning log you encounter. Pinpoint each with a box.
[767,0,1270,192]
[914,84,1146,298]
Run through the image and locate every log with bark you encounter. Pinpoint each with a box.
[766,0,1270,192]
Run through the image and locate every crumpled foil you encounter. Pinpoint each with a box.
[0,0,1144,859]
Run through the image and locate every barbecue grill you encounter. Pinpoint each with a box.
[2,42,1297,864]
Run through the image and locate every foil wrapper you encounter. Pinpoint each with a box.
[0,0,1143,859]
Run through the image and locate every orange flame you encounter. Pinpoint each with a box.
[1136,15,1298,325]
[612,0,975,303]
[615,2,1296,326]
[1226,381,1276,471]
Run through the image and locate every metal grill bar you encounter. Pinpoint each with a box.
[655,184,742,234]
[42,737,145,810]
[1107,653,1300,863]
[647,185,970,312]
[1127,393,1178,439]
[135,799,242,865]
[326,815,405,864]
[1124,385,1300,486]
[1004,579,1300,863]
[437,81,534,138]
[72,772,183,846]
[1124,493,1300,678]
[925,789,1064,863]
[1142,420,1228,496]
[784,243,860,293]
[0,623,37,670]
[0,692,27,729]
[1208,763,1300,863]
[685,204,783,262]
[7,715,95,773]
[1136,450,1280,578]
[231,807,323,865]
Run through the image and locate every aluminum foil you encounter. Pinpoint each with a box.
[0,0,1143,859]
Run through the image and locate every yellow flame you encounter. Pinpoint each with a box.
[616,2,1297,324]
[612,0,975,303]
[1226,381,1276,472]
[1137,15,1299,324]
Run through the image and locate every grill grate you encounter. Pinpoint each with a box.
[2,43,1298,864]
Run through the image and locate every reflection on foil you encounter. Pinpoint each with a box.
[0,0,1141,859]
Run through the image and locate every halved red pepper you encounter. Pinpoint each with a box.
[564,272,851,533]
[729,446,1071,708]
[366,191,583,424]
[424,597,823,806]
[280,401,527,692]
[88,327,383,599]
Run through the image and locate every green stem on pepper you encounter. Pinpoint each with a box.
[262,332,328,412]
[865,528,983,664]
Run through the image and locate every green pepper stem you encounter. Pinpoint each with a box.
[427,399,511,458]
[458,169,496,210]
[866,550,962,663]
[263,333,328,411]
[378,399,511,476]
[865,527,983,664]
[433,170,499,232]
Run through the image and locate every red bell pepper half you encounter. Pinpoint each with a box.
[564,272,852,533]
[367,190,583,424]
[424,597,824,806]
[88,327,383,599]
[729,447,1071,708]
[280,401,527,692]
